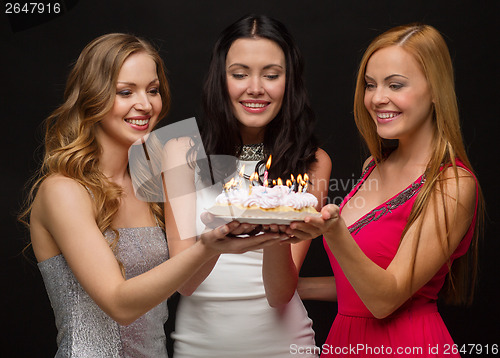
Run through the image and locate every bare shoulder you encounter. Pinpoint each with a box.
[162,137,196,169]
[38,174,90,200]
[163,136,194,153]
[315,147,332,166]
[31,175,97,261]
[438,166,477,208]
[34,174,94,218]
[310,148,332,207]
[311,147,332,180]
[362,156,374,171]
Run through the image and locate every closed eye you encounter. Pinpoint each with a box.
[117,90,132,96]
[389,83,404,90]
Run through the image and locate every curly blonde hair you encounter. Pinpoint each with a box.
[20,33,170,258]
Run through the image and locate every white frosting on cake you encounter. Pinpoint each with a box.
[215,185,318,210]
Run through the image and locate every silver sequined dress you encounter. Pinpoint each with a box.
[38,227,169,357]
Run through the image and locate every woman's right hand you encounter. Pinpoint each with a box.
[281,204,343,244]
[199,221,287,255]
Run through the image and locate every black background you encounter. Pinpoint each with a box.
[2,1,498,356]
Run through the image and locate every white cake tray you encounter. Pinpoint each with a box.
[213,216,304,225]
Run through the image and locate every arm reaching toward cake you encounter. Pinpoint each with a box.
[164,138,287,296]
[263,148,332,307]
[286,169,477,318]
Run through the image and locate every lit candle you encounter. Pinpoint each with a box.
[249,172,258,195]
[224,178,235,191]
[223,178,236,217]
[286,179,292,193]
[263,155,272,185]
[303,173,309,192]
[297,174,303,192]
[238,165,245,190]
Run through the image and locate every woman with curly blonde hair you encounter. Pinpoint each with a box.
[20,33,282,357]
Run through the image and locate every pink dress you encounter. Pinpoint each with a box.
[322,160,478,357]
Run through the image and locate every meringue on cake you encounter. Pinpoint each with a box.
[207,185,319,221]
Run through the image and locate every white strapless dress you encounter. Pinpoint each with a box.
[171,160,318,358]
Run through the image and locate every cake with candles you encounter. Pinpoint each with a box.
[207,155,320,223]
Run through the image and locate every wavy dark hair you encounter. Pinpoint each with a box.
[194,14,318,183]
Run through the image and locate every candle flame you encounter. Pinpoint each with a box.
[290,174,295,182]
[273,179,276,186]
[248,173,256,195]
[224,177,235,190]
[304,173,309,182]
[297,174,302,183]
[286,179,292,187]
[266,155,272,169]
[239,165,245,177]
[264,179,269,187]
[277,178,283,186]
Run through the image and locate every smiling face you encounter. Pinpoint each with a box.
[225,37,286,144]
[363,46,434,143]
[96,51,162,150]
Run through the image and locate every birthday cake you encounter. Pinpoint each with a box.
[208,184,319,222]
[207,156,320,223]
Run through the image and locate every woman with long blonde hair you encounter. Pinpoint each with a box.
[289,24,483,357]
[20,33,283,357]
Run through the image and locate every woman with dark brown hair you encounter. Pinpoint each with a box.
[165,14,331,357]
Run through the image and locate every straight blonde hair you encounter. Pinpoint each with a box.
[353,24,484,305]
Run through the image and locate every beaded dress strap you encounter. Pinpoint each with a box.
[237,143,265,161]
